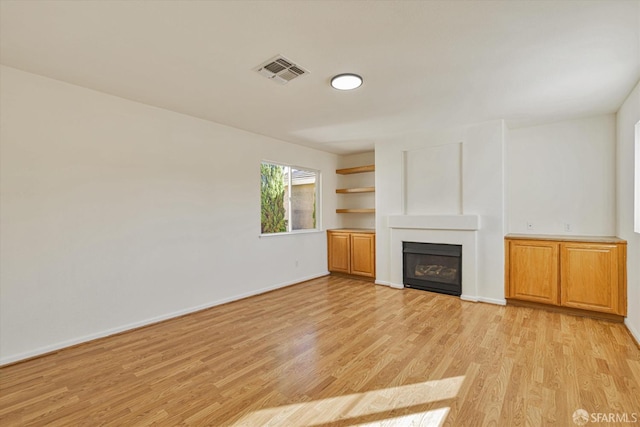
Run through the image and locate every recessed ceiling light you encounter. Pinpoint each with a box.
[331,73,363,90]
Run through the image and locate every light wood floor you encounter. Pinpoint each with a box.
[1,276,639,426]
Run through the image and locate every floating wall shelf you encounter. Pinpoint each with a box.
[336,187,375,194]
[336,164,375,214]
[336,165,375,175]
[336,209,376,214]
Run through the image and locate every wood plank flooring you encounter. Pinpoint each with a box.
[1,275,639,426]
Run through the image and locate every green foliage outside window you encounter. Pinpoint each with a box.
[260,163,287,233]
[261,162,318,234]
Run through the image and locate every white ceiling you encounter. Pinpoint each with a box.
[1,1,638,155]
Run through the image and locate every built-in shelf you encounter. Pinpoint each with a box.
[336,165,375,175]
[336,164,375,215]
[336,208,376,213]
[336,187,375,194]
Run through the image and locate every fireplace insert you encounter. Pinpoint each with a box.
[403,242,462,296]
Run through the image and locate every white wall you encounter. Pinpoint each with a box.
[463,122,507,302]
[375,127,465,286]
[336,151,375,229]
[405,143,462,215]
[375,121,506,303]
[0,66,339,364]
[616,81,640,343]
[508,115,617,236]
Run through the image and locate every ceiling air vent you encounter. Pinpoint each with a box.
[255,55,309,85]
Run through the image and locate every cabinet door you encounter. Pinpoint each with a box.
[350,233,375,278]
[560,243,619,314]
[508,240,560,305]
[328,232,351,274]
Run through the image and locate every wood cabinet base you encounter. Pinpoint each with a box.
[327,229,375,279]
[328,271,376,282]
[505,235,627,320]
[506,298,625,323]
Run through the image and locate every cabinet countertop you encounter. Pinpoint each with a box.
[327,228,376,234]
[505,234,626,244]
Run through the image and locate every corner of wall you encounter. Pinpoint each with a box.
[616,80,640,345]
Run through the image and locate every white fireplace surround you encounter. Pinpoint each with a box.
[387,214,481,302]
[375,121,507,306]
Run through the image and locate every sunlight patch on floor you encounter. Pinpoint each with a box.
[231,376,464,426]
[359,406,450,427]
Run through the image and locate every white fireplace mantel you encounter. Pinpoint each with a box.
[388,215,480,231]
[386,214,481,301]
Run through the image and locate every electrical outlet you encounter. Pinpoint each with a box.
[295,260,299,267]
[527,222,534,230]
[564,223,571,232]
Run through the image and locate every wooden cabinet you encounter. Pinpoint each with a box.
[327,229,375,278]
[508,240,559,305]
[505,235,627,318]
[327,231,351,274]
[350,233,376,277]
[560,243,621,314]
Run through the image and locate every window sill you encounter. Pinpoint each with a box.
[259,229,324,238]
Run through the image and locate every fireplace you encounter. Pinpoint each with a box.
[403,242,462,296]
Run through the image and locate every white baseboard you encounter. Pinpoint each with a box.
[0,272,330,366]
[375,280,404,289]
[625,319,640,345]
[374,280,404,289]
[478,297,507,306]
[459,295,507,305]
[378,285,506,305]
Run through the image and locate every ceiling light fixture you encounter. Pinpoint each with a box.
[331,73,363,90]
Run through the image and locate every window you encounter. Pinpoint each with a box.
[260,162,320,234]
[635,121,640,234]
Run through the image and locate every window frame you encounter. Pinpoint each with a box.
[635,121,640,234]
[260,160,322,237]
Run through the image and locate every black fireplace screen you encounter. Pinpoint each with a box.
[403,242,462,296]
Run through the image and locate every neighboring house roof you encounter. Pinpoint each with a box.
[285,169,316,186]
